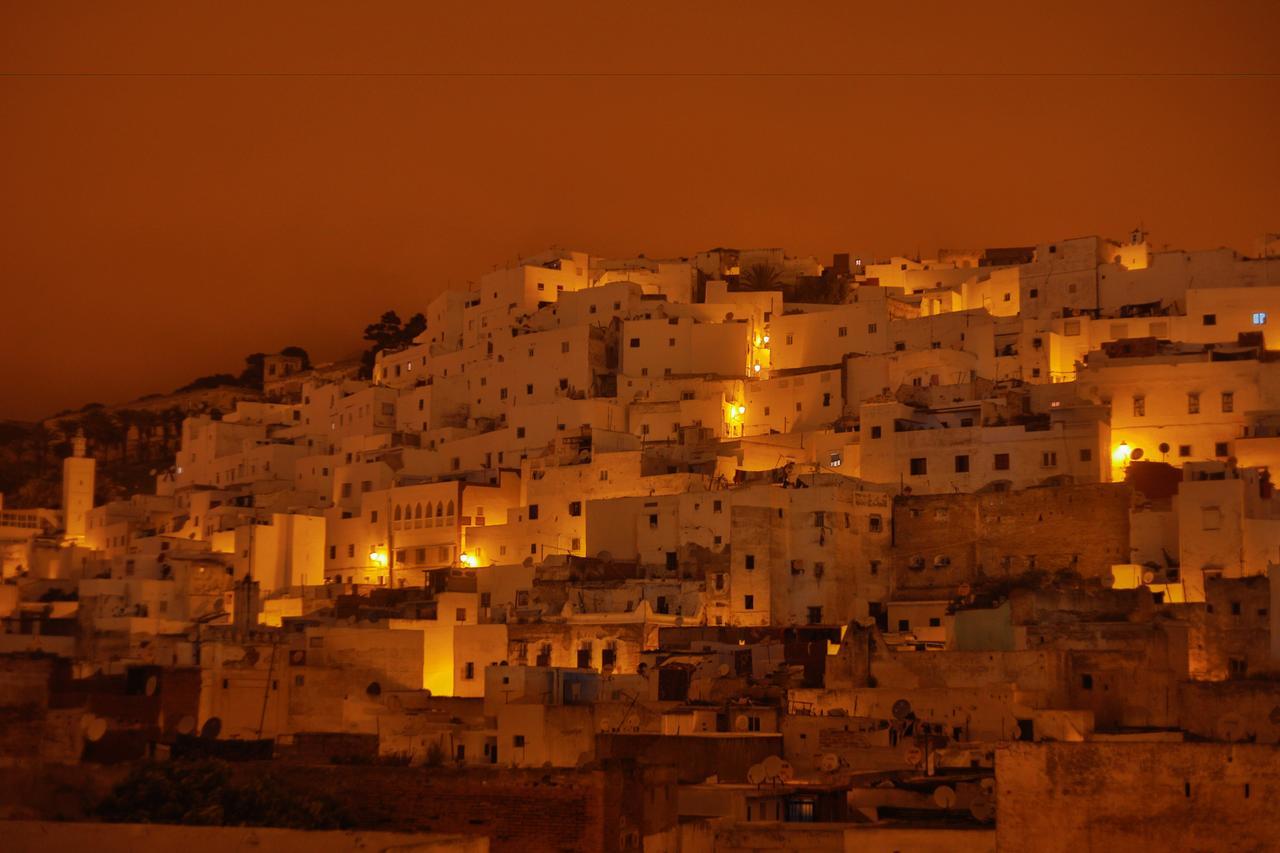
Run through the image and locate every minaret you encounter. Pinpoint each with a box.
[62,430,95,541]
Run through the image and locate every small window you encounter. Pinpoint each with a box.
[928,617,941,627]
[1079,448,1092,462]
[870,425,882,439]
[1081,674,1093,689]
[868,514,882,533]
[745,554,756,570]
[1179,444,1192,457]
[568,500,582,517]
[513,734,525,747]
[1187,392,1200,415]
[1252,312,1267,325]
[744,594,754,610]
[464,662,475,679]
[629,337,640,347]
[837,326,848,338]
[994,453,1010,471]
[1215,441,1229,457]
[1203,314,1217,326]
[909,457,927,476]
[1042,451,1058,468]
[1221,392,1234,413]
[954,454,970,473]
[528,504,539,520]
[1133,395,1145,417]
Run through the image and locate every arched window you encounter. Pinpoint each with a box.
[394,505,402,521]
[436,502,444,520]
[446,500,455,520]
[414,502,423,518]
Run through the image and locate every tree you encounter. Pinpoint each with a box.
[238,352,266,389]
[359,310,427,378]
[96,760,352,829]
[740,263,782,291]
[279,346,312,370]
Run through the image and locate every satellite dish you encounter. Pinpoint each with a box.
[674,616,684,626]
[969,796,996,822]
[366,681,382,697]
[718,663,731,677]
[175,715,196,735]
[892,699,913,720]
[957,583,971,597]
[747,764,766,785]
[1130,447,1144,460]
[932,785,958,809]
[242,646,260,666]
[84,716,107,742]
[734,716,750,732]
[1141,570,1156,585]
[819,753,840,772]
[980,777,996,795]
[144,675,158,696]
[200,717,222,740]
[761,755,784,779]
[777,761,794,782]
[1158,442,1170,454]
[595,551,613,562]
[904,745,924,766]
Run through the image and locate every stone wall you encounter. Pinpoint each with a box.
[996,741,1280,853]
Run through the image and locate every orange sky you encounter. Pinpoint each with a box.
[2,1,1278,420]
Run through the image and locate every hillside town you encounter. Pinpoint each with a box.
[4,233,1280,851]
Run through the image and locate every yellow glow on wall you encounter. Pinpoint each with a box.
[369,550,388,567]
[459,552,478,568]
[1111,442,1131,464]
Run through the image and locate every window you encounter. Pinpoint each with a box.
[786,333,794,345]
[954,454,970,473]
[1064,319,1081,336]
[629,337,640,347]
[1215,441,1229,457]
[1029,288,1039,298]
[909,457,927,476]
[456,608,467,621]
[745,554,756,570]
[1203,314,1217,326]
[528,504,539,520]
[568,500,582,517]
[1042,451,1058,468]
[513,734,525,747]
[744,595,754,610]
[713,500,723,513]
[1221,391,1234,413]
[516,426,526,438]
[867,323,877,334]
[1187,392,1200,414]
[328,545,336,559]
[1253,312,1268,325]
[1179,444,1192,458]
[1133,395,1145,417]
[561,341,570,353]
[463,662,475,679]
[1081,674,1093,689]
[870,425,882,439]
[928,617,941,627]
[347,544,355,558]
[837,326,848,337]
[868,514,882,533]
[807,606,823,625]
[897,619,910,631]
[1079,448,1092,462]
[994,453,1010,471]
[370,510,379,523]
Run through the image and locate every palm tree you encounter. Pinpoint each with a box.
[740,263,782,291]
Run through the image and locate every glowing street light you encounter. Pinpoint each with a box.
[1112,442,1132,464]
[459,552,478,568]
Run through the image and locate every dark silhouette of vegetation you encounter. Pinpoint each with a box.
[280,346,312,370]
[739,263,782,291]
[360,310,427,378]
[96,760,353,829]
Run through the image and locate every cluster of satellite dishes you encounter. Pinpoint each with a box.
[746,755,795,785]
[930,778,996,823]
